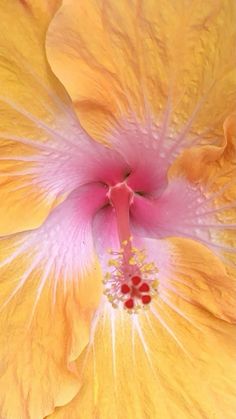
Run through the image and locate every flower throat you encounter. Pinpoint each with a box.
[103,182,158,313]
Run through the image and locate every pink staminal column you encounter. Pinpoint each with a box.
[103,182,158,312]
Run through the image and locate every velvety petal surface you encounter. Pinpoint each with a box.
[45,238,236,419]
[0,184,106,418]
[47,0,236,141]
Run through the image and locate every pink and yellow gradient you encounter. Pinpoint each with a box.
[0,0,235,418]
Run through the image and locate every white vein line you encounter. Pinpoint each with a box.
[0,251,44,311]
[52,252,66,307]
[166,82,215,158]
[110,309,117,380]
[133,316,156,372]
[131,315,136,367]
[0,169,38,177]
[3,180,39,193]
[189,201,236,218]
[158,93,172,154]
[0,96,69,144]
[0,238,34,268]
[160,292,203,332]
[135,311,173,418]
[154,223,236,254]
[0,132,72,155]
[0,155,40,162]
[27,256,55,328]
[151,304,192,360]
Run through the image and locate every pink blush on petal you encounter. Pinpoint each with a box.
[130,178,211,240]
[109,119,171,196]
[36,182,108,275]
[93,205,119,260]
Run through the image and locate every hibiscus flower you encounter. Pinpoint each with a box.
[0,0,235,418]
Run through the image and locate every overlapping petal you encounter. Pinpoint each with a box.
[0,1,235,418]
[0,0,62,233]
[0,0,116,235]
[47,0,236,142]
[0,183,107,418]
[45,238,236,419]
[167,113,236,271]
[46,0,236,276]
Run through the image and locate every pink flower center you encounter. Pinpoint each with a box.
[103,182,158,312]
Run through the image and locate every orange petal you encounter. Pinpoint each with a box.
[224,113,236,156]
[160,237,236,323]
[47,0,236,140]
[168,113,236,274]
[44,237,236,419]
[0,190,103,418]
[0,0,89,235]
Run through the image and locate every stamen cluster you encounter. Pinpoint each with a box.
[103,239,159,313]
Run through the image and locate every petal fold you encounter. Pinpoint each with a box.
[45,238,236,418]
[0,184,105,418]
[47,0,236,140]
[0,0,103,235]
[167,113,236,271]
[146,237,236,323]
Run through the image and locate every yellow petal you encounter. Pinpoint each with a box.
[47,0,236,140]
[45,237,236,419]
[0,194,102,418]
[169,112,236,273]
[0,0,79,235]
[162,237,236,323]
[224,113,236,156]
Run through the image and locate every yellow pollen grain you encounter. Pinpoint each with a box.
[137,254,145,263]
[108,259,119,267]
[129,257,136,265]
[152,279,159,288]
